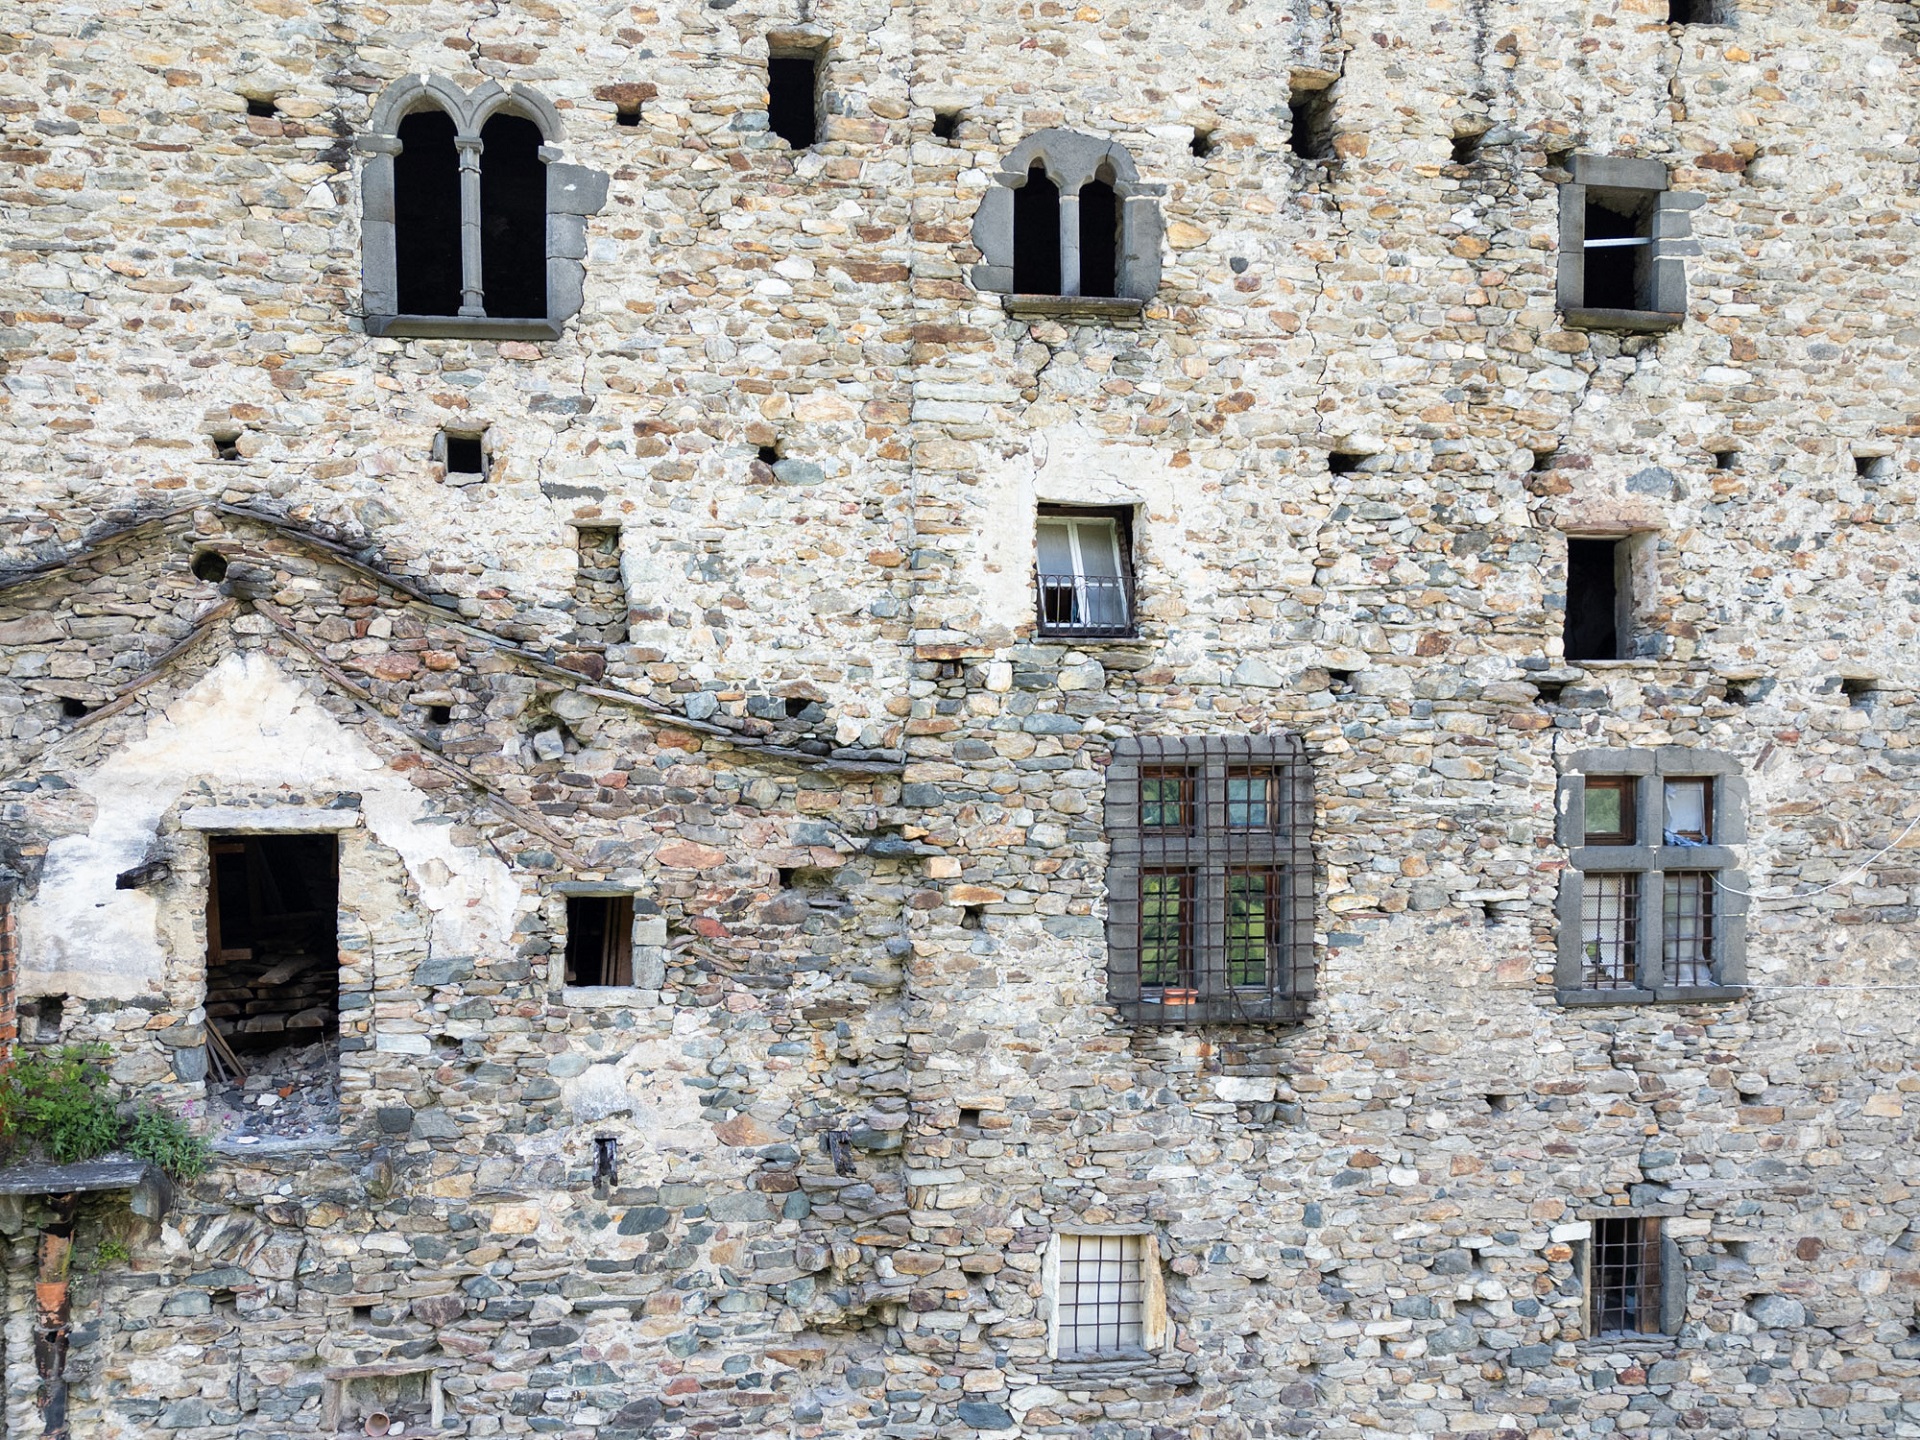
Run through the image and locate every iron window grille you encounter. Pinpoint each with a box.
[1055,1233,1147,1358]
[1106,734,1315,1025]
[1556,749,1747,1005]
[1036,507,1135,639]
[1587,1216,1684,1337]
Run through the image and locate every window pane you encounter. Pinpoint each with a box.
[1663,778,1711,843]
[1580,873,1638,989]
[1140,871,1192,990]
[1592,1217,1660,1336]
[1058,1233,1145,1357]
[1074,519,1121,578]
[1226,772,1279,831]
[1226,871,1279,987]
[1037,522,1075,575]
[1140,768,1193,831]
[1583,777,1634,845]
[1662,872,1715,986]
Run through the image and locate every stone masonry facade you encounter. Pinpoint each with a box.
[2,0,1920,1437]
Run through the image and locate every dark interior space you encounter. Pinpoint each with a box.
[1079,178,1119,298]
[933,111,960,141]
[768,56,819,148]
[394,109,463,316]
[566,895,634,986]
[1013,164,1061,294]
[1288,88,1334,160]
[1668,0,1726,21]
[444,432,485,474]
[1583,195,1647,310]
[1564,538,1623,662]
[206,834,339,1055]
[479,113,548,318]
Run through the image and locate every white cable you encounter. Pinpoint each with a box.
[1711,811,1920,901]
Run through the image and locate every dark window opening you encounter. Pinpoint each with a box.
[1531,448,1558,473]
[957,1107,983,1131]
[1564,537,1627,662]
[192,549,230,583]
[1012,164,1062,295]
[757,443,781,465]
[211,433,241,461]
[479,113,547,319]
[1190,128,1215,158]
[1288,87,1335,161]
[571,526,628,644]
[1486,1092,1519,1113]
[1036,506,1134,638]
[784,696,815,719]
[959,905,985,930]
[1725,676,1768,706]
[394,109,463,317]
[1583,776,1637,846]
[768,54,820,149]
[1079,176,1120,299]
[615,104,642,127]
[26,996,64,1043]
[1841,677,1877,708]
[206,834,340,1060]
[1450,131,1483,165]
[593,1135,619,1187]
[350,1303,375,1323]
[426,704,453,726]
[59,697,90,719]
[1534,678,1568,705]
[1856,454,1893,481]
[565,894,634,986]
[1323,668,1355,693]
[933,110,961,141]
[1711,449,1738,471]
[1592,1218,1664,1335]
[1583,193,1652,311]
[443,431,485,475]
[1668,0,1729,21]
[1328,452,1364,474]
[245,96,278,119]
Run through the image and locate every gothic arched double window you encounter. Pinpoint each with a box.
[359,77,608,340]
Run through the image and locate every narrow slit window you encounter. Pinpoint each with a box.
[1012,164,1062,295]
[768,53,819,149]
[1035,509,1132,637]
[565,895,635,986]
[1288,86,1335,161]
[1580,873,1639,989]
[1583,776,1636,846]
[1078,174,1120,299]
[394,109,463,317]
[1056,1234,1146,1358]
[478,113,548,320]
[1591,1218,1664,1336]
[1661,872,1715,986]
[1564,537,1627,662]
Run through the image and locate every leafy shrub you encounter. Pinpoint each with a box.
[125,1104,211,1182]
[0,1046,121,1164]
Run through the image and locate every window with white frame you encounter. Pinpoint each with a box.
[1555,748,1749,1004]
[1053,1233,1154,1359]
[1035,507,1134,639]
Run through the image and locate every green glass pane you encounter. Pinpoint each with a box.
[1225,874,1271,986]
[1141,874,1186,986]
[1584,785,1623,840]
[1142,777,1185,828]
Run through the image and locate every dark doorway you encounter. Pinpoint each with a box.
[1583,195,1648,310]
[1565,538,1626,661]
[1079,178,1119,298]
[565,895,635,986]
[1013,164,1061,295]
[206,835,340,1054]
[394,109,463,316]
[480,113,547,319]
[768,55,819,149]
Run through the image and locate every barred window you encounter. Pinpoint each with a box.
[1054,1234,1146,1358]
[1586,1216,1683,1337]
[1036,507,1134,639]
[1556,749,1747,1005]
[1106,735,1314,1025]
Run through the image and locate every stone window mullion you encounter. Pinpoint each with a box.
[455,134,487,317]
[1058,187,1083,298]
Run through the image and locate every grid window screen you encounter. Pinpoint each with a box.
[1662,872,1715,986]
[1580,873,1639,988]
[1057,1234,1146,1357]
[1107,735,1315,1024]
[1591,1217,1663,1336]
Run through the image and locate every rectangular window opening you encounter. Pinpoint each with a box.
[1057,1234,1147,1358]
[565,894,635,986]
[767,51,821,149]
[1661,872,1716,986]
[1582,191,1654,311]
[1668,0,1730,21]
[443,431,486,476]
[1564,536,1629,663]
[1662,777,1713,844]
[1139,870,1195,995]
[1583,776,1637,846]
[1288,86,1335,161]
[205,834,340,1136]
[571,526,628,645]
[1580,873,1640,990]
[1591,1217,1663,1336]
[1036,506,1134,638]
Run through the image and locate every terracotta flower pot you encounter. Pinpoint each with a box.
[1158,987,1200,1006]
[364,1413,391,1438]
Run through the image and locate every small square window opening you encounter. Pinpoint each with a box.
[1711,449,1739,471]
[1036,508,1134,638]
[211,433,241,462]
[1591,1217,1663,1335]
[565,895,635,986]
[1583,775,1636,846]
[1056,1234,1147,1358]
[443,431,486,476]
[1668,0,1731,21]
[1531,448,1559,473]
[1840,677,1877,708]
[1327,452,1365,475]
[1190,127,1216,158]
[245,96,279,119]
[1856,454,1894,481]
[933,110,961,142]
[767,51,821,149]
[615,103,642,127]
[1450,130,1484,165]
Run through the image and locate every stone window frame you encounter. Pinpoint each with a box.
[1569,1209,1688,1342]
[358,76,609,342]
[1554,747,1748,1006]
[1557,155,1703,334]
[970,128,1165,320]
[552,881,667,1001]
[1042,1226,1169,1364]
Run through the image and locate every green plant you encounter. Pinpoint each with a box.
[125,1103,211,1182]
[0,1046,121,1164]
[96,1238,131,1266]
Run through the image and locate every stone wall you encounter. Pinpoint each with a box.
[1,0,1919,1437]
